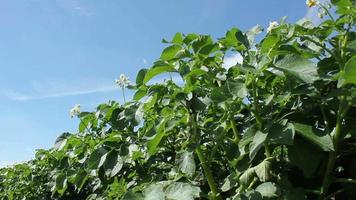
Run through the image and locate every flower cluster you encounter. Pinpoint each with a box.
[115,74,130,88]
[306,0,318,8]
[318,8,327,18]
[267,21,279,33]
[70,104,81,118]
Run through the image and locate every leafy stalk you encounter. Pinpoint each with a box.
[252,76,271,157]
[190,111,221,200]
[320,98,350,198]
[335,178,356,185]
[230,115,240,143]
[195,146,221,200]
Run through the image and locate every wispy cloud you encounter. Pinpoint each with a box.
[59,0,93,17]
[0,81,118,101]
[223,53,243,69]
[0,90,31,101]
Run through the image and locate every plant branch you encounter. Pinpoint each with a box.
[251,77,262,129]
[335,178,356,185]
[189,100,221,200]
[230,115,240,143]
[319,97,350,199]
[195,146,221,200]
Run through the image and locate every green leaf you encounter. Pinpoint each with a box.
[160,44,183,61]
[54,132,71,150]
[134,86,148,101]
[87,147,108,169]
[192,35,213,53]
[254,158,272,182]
[261,35,280,54]
[104,150,123,177]
[68,169,88,191]
[143,65,176,83]
[136,68,148,85]
[144,184,165,200]
[165,182,201,200]
[288,138,323,177]
[268,123,295,145]
[172,32,183,45]
[293,123,334,151]
[274,55,318,84]
[55,172,68,195]
[239,167,256,186]
[255,182,280,198]
[249,131,267,160]
[347,40,356,53]
[226,79,248,99]
[147,119,167,155]
[246,25,263,45]
[122,191,144,200]
[222,28,248,50]
[283,188,307,200]
[221,173,238,192]
[177,151,196,177]
[338,56,356,87]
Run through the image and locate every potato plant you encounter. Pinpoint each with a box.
[1,1,356,199]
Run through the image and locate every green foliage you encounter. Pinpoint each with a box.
[1,1,356,199]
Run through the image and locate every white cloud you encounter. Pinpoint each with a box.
[60,0,93,17]
[0,90,31,101]
[223,53,243,69]
[0,81,118,101]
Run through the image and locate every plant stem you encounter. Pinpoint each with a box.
[122,87,126,103]
[320,5,335,21]
[195,146,221,200]
[252,77,270,157]
[302,36,335,58]
[230,116,240,143]
[335,178,356,185]
[251,78,262,129]
[190,105,221,200]
[79,118,91,134]
[320,122,340,198]
[319,98,349,199]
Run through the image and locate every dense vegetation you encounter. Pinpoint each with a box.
[1,1,355,199]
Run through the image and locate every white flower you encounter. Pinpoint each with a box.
[267,21,279,33]
[306,0,318,8]
[201,66,209,72]
[318,12,324,19]
[216,72,227,81]
[70,104,81,118]
[115,74,130,87]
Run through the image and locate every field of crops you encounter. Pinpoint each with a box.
[0,1,355,199]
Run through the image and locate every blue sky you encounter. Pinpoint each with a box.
[0,0,319,166]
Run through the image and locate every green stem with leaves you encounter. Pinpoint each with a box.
[252,76,270,157]
[190,105,221,200]
[195,146,221,200]
[320,97,349,198]
[335,178,356,185]
[230,115,240,143]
